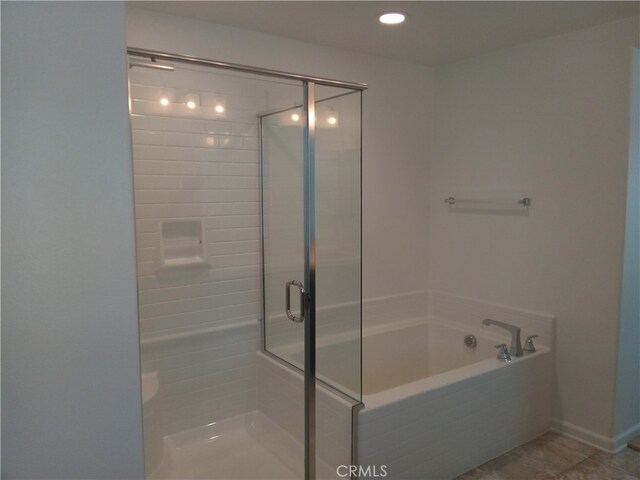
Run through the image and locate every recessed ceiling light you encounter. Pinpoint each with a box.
[379,12,406,25]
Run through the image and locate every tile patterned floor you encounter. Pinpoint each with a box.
[456,432,640,480]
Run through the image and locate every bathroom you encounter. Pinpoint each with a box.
[2,2,639,479]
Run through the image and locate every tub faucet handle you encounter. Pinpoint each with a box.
[524,335,539,353]
[494,344,512,362]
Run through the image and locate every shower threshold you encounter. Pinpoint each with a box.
[148,411,333,479]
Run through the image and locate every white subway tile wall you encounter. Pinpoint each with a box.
[129,64,285,436]
[130,66,268,341]
[140,323,259,436]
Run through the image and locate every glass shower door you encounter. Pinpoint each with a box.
[261,106,306,367]
[260,100,311,477]
[261,83,362,479]
[262,86,362,400]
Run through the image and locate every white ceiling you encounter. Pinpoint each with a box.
[130,1,640,66]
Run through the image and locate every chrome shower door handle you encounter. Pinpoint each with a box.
[285,280,305,323]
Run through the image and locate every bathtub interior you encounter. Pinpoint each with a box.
[289,312,549,399]
[362,320,499,395]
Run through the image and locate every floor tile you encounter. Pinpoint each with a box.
[555,458,637,480]
[512,432,598,466]
[453,433,636,480]
[469,450,558,480]
[490,432,597,478]
[590,449,640,477]
[455,466,503,480]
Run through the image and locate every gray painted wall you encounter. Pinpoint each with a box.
[614,47,640,439]
[1,2,144,478]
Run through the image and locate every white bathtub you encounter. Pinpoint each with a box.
[357,318,554,479]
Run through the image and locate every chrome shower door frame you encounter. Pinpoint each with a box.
[302,81,317,480]
[257,81,318,480]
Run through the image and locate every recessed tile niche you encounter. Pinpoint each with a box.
[159,220,207,269]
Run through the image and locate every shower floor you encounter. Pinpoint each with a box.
[150,411,305,479]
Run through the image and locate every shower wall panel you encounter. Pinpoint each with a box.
[130,66,266,434]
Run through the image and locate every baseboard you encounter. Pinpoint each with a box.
[613,423,640,452]
[551,418,640,453]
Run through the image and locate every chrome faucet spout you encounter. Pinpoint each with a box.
[482,319,523,357]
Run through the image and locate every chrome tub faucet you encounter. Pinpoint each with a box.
[482,319,523,357]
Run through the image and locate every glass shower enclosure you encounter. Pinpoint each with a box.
[128,49,363,480]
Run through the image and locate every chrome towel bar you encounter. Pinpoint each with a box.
[444,197,531,207]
